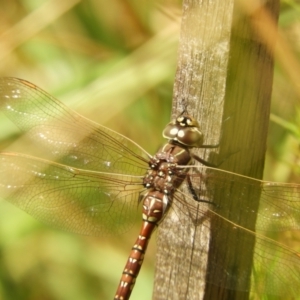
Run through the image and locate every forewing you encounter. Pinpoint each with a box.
[0,77,149,175]
[184,165,300,232]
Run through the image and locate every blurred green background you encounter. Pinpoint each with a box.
[0,0,299,299]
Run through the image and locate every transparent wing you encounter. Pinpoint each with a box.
[184,165,300,232]
[0,77,150,175]
[159,198,300,298]
[159,166,300,297]
[0,153,144,236]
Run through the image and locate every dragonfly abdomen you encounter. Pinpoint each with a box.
[114,191,167,300]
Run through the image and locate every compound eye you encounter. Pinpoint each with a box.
[162,115,203,147]
[176,116,199,127]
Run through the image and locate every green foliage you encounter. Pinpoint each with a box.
[0,1,178,299]
[0,0,300,299]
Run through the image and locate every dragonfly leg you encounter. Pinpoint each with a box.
[186,174,215,205]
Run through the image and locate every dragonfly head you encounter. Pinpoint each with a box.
[162,115,204,148]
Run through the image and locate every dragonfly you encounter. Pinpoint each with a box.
[0,77,300,299]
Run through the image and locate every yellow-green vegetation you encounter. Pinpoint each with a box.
[0,1,299,299]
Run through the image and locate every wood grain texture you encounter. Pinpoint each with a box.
[153,0,279,299]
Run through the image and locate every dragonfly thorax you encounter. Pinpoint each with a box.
[143,143,191,195]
